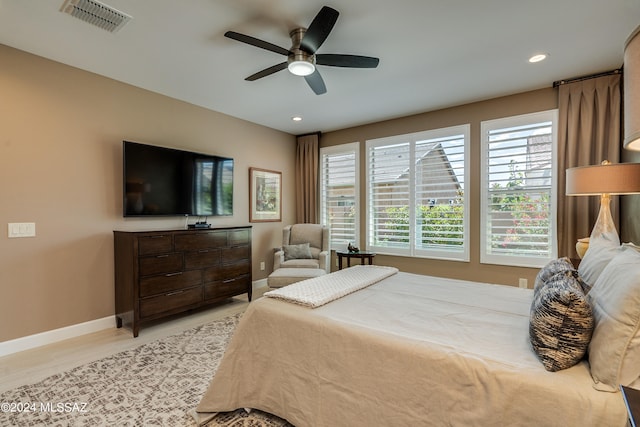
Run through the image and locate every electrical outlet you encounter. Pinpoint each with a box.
[518,278,528,289]
[8,222,36,238]
[259,261,265,271]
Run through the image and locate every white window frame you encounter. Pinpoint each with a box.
[320,142,360,251]
[480,110,558,268]
[365,124,470,262]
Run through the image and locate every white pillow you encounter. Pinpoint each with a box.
[587,247,640,391]
[578,236,621,287]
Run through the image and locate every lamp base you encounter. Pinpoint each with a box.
[590,193,620,245]
[576,237,590,259]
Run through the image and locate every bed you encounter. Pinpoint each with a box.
[195,243,640,426]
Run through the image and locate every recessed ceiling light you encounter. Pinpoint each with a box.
[292,116,303,122]
[529,53,548,63]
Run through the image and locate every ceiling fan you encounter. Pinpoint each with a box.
[225,6,380,95]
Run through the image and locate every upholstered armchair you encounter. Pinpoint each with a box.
[274,224,330,273]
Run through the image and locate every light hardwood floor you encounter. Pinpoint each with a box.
[0,286,268,394]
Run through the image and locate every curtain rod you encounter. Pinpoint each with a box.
[552,68,622,88]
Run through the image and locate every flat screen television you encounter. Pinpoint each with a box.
[123,141,233,217]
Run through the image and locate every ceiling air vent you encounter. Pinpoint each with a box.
[60,0,132,33]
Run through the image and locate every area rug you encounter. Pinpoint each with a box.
[0,313,292,426]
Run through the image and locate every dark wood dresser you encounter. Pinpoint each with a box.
[114,226,252,337]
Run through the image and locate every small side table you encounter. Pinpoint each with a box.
[336,251,376,270]
[621,385,640,427]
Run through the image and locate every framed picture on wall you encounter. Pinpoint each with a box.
[249,167,282,222]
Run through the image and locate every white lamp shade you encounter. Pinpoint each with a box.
[566,162,640,195]
[624,25,640,150]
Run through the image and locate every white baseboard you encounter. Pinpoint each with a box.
[1,280,267,357]
[253,278,268,290]
[0,316,115,358]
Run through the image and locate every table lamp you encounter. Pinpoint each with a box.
[566,161,640,257]
[624,25,640,151]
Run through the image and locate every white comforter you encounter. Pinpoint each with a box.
[196,270,627,426]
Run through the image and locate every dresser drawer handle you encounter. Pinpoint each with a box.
[166,290,184,297]
[156,254,169,258]
[223,279,235,283]
[151,235,165,239]
[198,249,209,253]
[165,272,183,277]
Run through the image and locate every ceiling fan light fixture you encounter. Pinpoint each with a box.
[288,60,315,76]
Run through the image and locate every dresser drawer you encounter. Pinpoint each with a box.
[139,270,202,298]
[203,259,251,283]
[221,245,250,264]
[139,253,182,276]
[222,258,251,277]
[204,275,250,300]
[139,286,202,318]
[138,234,173,255]
[184,249,221,270]
[229,229,250,246]
[175,231,227,251]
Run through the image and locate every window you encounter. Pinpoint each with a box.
[480,110,558,267]
[366,125,470,261]
[320,143,359,250]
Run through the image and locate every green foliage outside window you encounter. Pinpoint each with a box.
[380,191,464,247]
[378,164,549,251]
[489,163,550,251]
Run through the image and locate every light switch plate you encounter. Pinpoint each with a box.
[8,222,36,238]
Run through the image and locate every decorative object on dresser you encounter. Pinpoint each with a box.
[114,226,252,337]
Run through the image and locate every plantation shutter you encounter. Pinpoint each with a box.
[481,111,558,267]
[366,124,469,260]
[415,134,466,255]
[368,142,412,253]
[320,143,359,250]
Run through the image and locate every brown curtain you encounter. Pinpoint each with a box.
[557,74,621,258]
[295,133,319,223]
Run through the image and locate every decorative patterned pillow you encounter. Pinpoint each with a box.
[283,243,313,261]
[534,257,575,294]
[534,257,591,295]
[529,271,594,372]
[587,247,640,391]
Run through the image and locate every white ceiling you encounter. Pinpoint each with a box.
[1,0,639,135]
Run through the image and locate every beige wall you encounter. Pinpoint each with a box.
[0,42,581,343]
[0,44,296,342]
[322,88,558,287]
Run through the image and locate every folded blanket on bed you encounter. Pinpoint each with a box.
[264,265,398,308]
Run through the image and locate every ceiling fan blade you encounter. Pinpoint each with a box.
[225,31,289,56]
[316,54,380,68]
[245,62,288,81]
[300,6,339,54]
[304,69,327,95]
